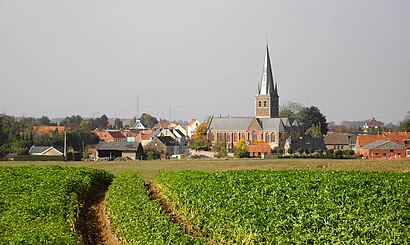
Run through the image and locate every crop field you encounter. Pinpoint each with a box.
[155,170,410,244]
[1,158,410,179]
[106,172,205,244]
[0,166,113,244]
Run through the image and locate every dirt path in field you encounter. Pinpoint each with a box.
[148,181,216,244]
[76,183,121,245]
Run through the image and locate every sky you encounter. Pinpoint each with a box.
[1,0,409,124]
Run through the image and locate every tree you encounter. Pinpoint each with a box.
[297,148,304,155]
[95,114,108,129]
[297,106,328,136]
[279,102,304,118]
[398,111,410,132]
[305,124,322,138]
[60,115,83,127]
[212,143,227,158]
[234,139,248,158]
[140,113,158,129]
[128,117,137,129]
[287,148,293,155]
[190,123,210,151]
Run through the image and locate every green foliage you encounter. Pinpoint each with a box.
[297,147,304,155]
[190,123,210,151]
[298,106,329,135]
[105,172,204,244]
[0,166,113,244]
[234,139,248,158]
[140,113,159,128]
[156,170,410,244]
[398,111,410,132]
[287,148,293,154]
[212,143,227,158]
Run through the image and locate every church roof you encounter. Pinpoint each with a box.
[208,117,254,131]
[257,45,277,96]
[208,116,301,132]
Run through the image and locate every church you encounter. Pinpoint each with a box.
[207,45,301,150]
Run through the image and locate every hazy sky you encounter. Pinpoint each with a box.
[1,0,409,124]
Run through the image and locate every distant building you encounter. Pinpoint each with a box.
[356,140,406,159]
[94,130,127,142]
[95,141,143,160]
[28,146,64,156]
[207,45,302,150]
[284,135,326,155]
[363,118,383,133]
[32,126,65,135]
[324,133,356,151]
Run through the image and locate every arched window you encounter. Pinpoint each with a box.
[211,133,214,142]
[242,133,245,139]
[219,133,223,142]
[258,101,262,107]
[263,101,267,107]
[252,131,257,142]
[271,133,275,142]
[234,133,237,142]
[265,133,270,142]
[227,133,231,142]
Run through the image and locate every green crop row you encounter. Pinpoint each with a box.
[155,170,410,244]
[105,172,205,244]
[0,166,114,244]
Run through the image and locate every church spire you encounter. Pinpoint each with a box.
[257,45,276,96]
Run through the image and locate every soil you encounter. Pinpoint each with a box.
[147,181,202,238]
[76,183,122,245]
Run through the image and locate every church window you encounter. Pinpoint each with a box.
[252,131,257,142]
[271,133,275,142]
[211,133,214,142]
[265,133,270,142]
[263,101,267,107]
[242,133,245,139]
[227,134,231,142]
[234,133,237,142]
[258,101,262,107]
[219,133,223,142]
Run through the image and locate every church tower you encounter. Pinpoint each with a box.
[255,45,279,118]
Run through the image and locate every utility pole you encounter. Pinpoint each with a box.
[64,130,67,161]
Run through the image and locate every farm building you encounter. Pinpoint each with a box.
[248,142,272,158]
[96,141,143,160]
[284,135,326,155]
[356,140,406,159]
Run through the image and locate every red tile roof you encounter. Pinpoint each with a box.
[356,132,410,148]
[32,126,65,135]
[248,142,271,154]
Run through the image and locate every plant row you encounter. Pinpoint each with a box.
[105,172,205,244]
[155,170,410,244]
[0,166,113,244]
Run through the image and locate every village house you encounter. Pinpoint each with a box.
[28,146,64,156]
[284,135,326,155]
[207,45,302,150]
[356,140,406,159]
[247,142,272,158]
[186,119,200,138]
[356,132,410,158]
[324,133,356,151]
[94,130,127,142]
[363,118,383,133]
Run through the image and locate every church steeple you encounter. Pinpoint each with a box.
[255,44,279,118]
[257,45,276,96]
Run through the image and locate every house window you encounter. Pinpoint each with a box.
[265,133,270,142]
[258,101,262,107]
[271,133,275,142]
[252,131,257,142]
[263,101,267,107]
